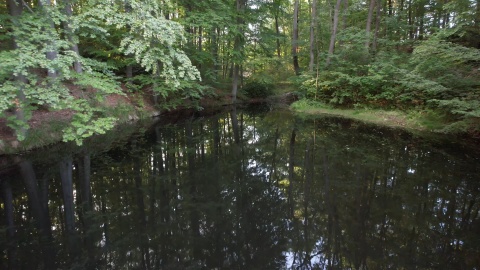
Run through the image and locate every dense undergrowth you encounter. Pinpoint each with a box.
[288,27,480,135]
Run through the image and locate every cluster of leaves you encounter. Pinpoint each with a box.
[243,77,275,98]
[1,0,202,144]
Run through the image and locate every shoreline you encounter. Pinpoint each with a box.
[1,93,478,155]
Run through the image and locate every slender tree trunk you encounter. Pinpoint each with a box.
[198,26,203,71]
[59,156,79,259]
[342,0,349,30]
[211,27,220,80]
[231,0,247,102]
[126,65,133,78]
[292,0,301,75]
[338,0,349,48]
[418,12,425,40]
[326,0,343,67]
[38,0,59,78]
[125,0,134,80]
[77,153,95,266]
[186,119,201,260]
[288,129,296,218]
[63,0,82,73]
[476,0,480,27]
[7,0,28,139]
[309,0,318,72]
[2,179,18,269]
[269,127,279,184]
[275,12,281,57]
[134,157,151,269]
[18,159,56,269]
[372,0,382,54]
[408,0,414,39]
[365,0,376,51]
[232,64,240,103]
[302,139,313,263]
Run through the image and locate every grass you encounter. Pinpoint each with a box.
[290,99,456,133]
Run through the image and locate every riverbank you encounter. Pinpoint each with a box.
[1,91,478,155]
[290,99,480,139]
[0,88,234,155]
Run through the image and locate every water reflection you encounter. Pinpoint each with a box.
[1,106,480,269]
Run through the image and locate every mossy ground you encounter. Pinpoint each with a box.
[290,99,469,135]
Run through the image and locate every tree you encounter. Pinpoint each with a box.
[1,0,202,144]
[309,0,318,72]
[292,0,301,75]
[5,0,28,139]
[232,0,248,102]
[326,0,343,67]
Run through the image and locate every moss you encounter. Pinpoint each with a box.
[290,99,468,135]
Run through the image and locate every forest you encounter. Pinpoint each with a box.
[1,0,480,144]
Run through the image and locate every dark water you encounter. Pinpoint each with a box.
[1,106,480,269]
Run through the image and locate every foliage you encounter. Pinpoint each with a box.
[61,99,116,145]
[290,98,330,111]
[297,26,480,133]
[243,78,275,98]
[1,0,202,144]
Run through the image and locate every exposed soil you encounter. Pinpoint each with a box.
[0,83,298,154]
[0,84,240,154]
[0,109,72,142]
[0,89,159,151]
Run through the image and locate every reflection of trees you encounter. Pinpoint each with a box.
[59,155,79,260]
[283,119,480,269]
[1,108,479,269]
[1,178,18,269]
[18,159,56,269]
[73,108,290,269]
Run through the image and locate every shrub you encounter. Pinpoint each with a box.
[243,79,275,99]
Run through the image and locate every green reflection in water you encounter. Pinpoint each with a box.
[1,106,480,269]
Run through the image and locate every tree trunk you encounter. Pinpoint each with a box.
[372,0,382,54]
[365,0,376,51]
[231,0,247,102]
[342,0,349,30]
[476,0,480,27]
[198,26,203,71]
[7,0,28,139]
[38,0,59,78]
[186,119,201,260]
[77,153,95,265]
[63,0,82,73]
[309,0,318,72]
[2,179,18,269]
[59,156,79,259]
[418,10,425,40]
[408,0,414,39]
[134,156,152,269]
[292,0,301,75]
[288,129,296,218]
[211,27,220,80]
[275,12,281,57]
[232,64,240,103]
[18,159,55,269]
[125,0,133,81]
[326,0,343,67]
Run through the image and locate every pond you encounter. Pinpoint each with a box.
[1,105,479,269]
